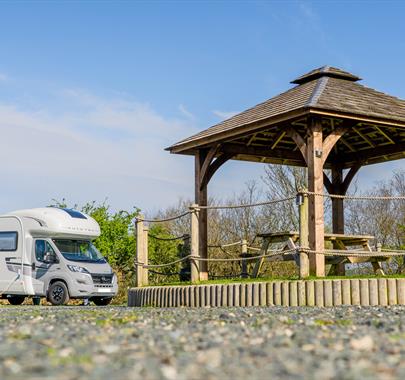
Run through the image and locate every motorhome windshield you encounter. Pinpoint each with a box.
[52,239,106,263]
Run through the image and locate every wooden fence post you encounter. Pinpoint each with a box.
[297,192,310,278]
[136,215,145,287]
[190,204,200,283]
[143,225,149,286]
[241,239,248,278]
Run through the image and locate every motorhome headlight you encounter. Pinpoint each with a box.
[67,265,90,274]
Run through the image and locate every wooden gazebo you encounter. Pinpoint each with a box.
[167,66,405,279]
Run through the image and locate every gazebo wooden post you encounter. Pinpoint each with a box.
[190,204,200,283]
[326,164,361,275]
[307,117,325,277]
[195,149,209,281]
[194,147,233,281]
[331,166,345,275]
[291,119,353,277]
[328,164,360,232]
[135,215,145,287]
[331,166,345,234]
[142,225,149,286]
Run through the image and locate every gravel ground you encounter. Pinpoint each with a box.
[1,306,405,380]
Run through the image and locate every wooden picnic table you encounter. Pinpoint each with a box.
[251,231,387,278]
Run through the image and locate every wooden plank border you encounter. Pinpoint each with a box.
[128,278,405,308]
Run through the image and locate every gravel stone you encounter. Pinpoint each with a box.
[1,305,405,379]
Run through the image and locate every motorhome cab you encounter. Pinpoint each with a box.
[0,208,118,306]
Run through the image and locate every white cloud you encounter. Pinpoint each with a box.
[1,82,391,217]
[212,110,238,120]
[60,89,191,139]
[0,89,198,214]
[178,104,195,119]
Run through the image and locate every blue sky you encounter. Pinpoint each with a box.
[0,1,404,215]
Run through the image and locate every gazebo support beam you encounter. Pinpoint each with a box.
[331,166,346,275]
[331,166,345,234]
[324,164,361,234]
[195,146,233,281]
[336,142,405,166]
[289,120,352,277]
[324,164,361,275]
[307,117,325,276]
[195,149,209,281]
[222,143,304,163]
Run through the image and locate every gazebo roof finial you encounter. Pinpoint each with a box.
[291,65,362,85]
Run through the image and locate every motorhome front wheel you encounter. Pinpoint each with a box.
[47,281,70,306]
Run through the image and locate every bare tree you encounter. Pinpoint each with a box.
[345,170,405,274]
[261,165,306,230]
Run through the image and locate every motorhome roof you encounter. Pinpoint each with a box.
[4,207,100,239]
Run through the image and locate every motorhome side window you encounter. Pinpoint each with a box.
[0,232,18,251]
[35,240,56,262]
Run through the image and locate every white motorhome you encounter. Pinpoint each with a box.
[0,207,118,306]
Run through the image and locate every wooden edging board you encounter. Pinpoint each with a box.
[128,278,405,307]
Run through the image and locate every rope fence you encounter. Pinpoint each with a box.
[138,191,405,224]
[136,248,297,269]
[148,269,180,277]
[135,190,405,286]
[136,210,191,224]
[208,241,242,248]
[302,191,405,201]
[148,233,188,241]
[198,196,296,210]
[136,247,405,270]
[136,256,190,269]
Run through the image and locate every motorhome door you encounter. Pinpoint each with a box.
[32,239,59,295]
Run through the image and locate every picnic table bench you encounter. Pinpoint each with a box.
[251,231,388,278]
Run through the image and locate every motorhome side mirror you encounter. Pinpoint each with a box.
[44,252,58,263]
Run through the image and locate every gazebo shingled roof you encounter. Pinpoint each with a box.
[166,66,405,279]
[168,66,405,169]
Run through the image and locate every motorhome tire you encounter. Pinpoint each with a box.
[47,281,70,306]
[92,297,113,306]
[7,295,25,305]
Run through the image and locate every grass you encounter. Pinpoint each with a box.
[146,273,405,287]
[95,314,138,327]
[314,319,352,327]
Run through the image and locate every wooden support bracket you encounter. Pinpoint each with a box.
[287,128,308,163]
[322,126,349,165]
[201,152,234,189]
[323,163,361,195]
[199,144,220,190]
